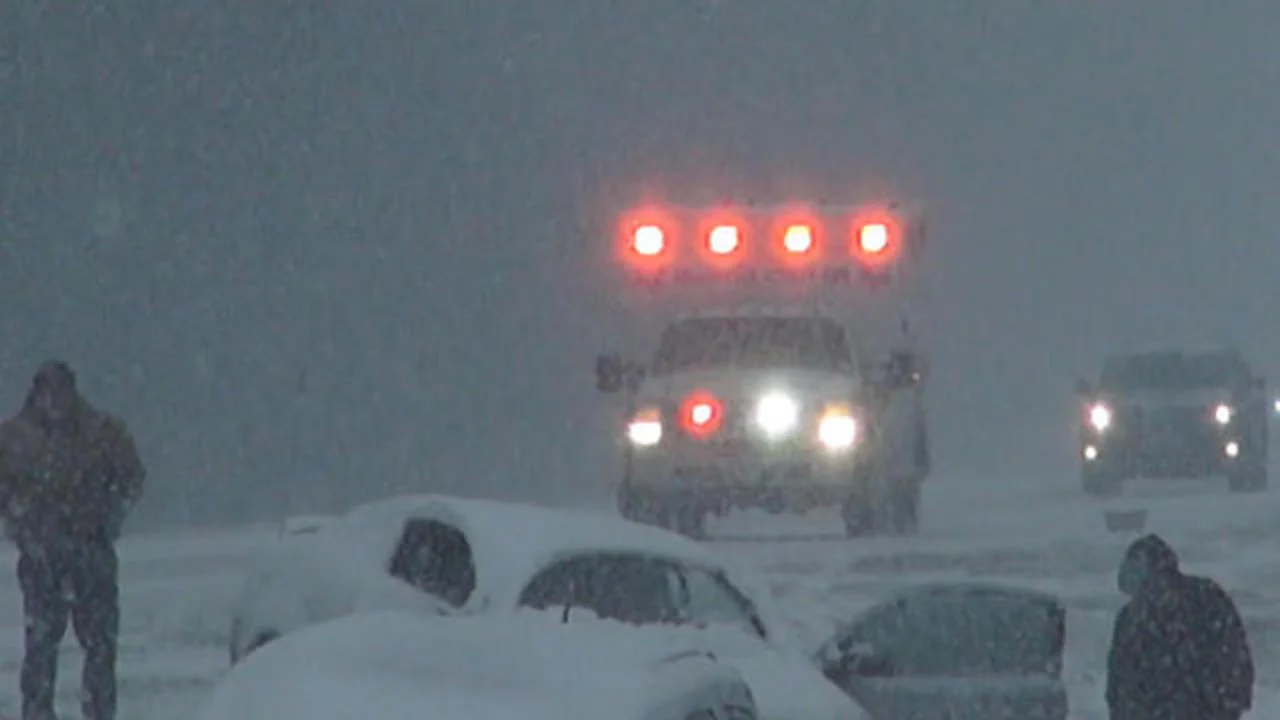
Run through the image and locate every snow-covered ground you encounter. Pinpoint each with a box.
[0,472,1277,718]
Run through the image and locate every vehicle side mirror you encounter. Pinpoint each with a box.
[595,353,624,393]
[821,641,894,686]
[1074,379,1092,396]
[882,351,925,390]
[595,354,647,394]
[625,363,647,393]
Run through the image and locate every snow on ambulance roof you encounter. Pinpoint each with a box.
[674,304,834,320]
[200,610,718,720]
[342,493,731,606]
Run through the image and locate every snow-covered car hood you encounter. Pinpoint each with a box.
[229,522,453,657]
[199,611,744,720]
[277,514,334,537]
[685,623,867,720]
[638,368,862,407]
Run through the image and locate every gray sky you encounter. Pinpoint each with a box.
[2,2,1279,528]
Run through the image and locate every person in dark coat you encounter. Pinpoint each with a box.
[0,362,146,720]
[1106,533,1254,720]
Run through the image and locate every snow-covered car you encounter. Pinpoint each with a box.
[227,493,860,720]
[199,610,760,720]
[228,494,1067,719]
[816,582,1069,719]
[277,513,332,537]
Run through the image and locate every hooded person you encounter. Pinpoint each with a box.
[1106,533,1254,720]
[0,361,146,720]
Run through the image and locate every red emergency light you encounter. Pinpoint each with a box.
[858,223,889,254]
[850,211,902,267]
[783,224,815,254]
[617,203,907,272]
[696,210,749,267]
[618,206,677,270]
[680,391,724,438]
[769,205,823,267]
[707,224,741,255]
[632,224,666,257]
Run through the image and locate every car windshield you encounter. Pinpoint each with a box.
[1099,352,1239,392]
[649,316,854,376]
[517,554,683,625]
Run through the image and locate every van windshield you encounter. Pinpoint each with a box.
[1099,352,1240,392]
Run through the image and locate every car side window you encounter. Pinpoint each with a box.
[674,567,766,639]
[517,556,586,613]
[386,518,477,608]
[518,553,683,625]
[838,591,1065,677]
[833,601,902,655]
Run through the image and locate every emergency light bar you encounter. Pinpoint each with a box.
[616,202,919,287]
[782,224,815,254]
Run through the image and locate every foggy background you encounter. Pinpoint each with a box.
[2,2,1278,530]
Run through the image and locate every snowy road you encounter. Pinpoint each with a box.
[1,473,1278,718]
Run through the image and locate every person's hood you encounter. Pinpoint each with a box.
[20,361,88,428]
[1118,533,1180,596]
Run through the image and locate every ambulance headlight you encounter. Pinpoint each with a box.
[627,408,662,447]
[755,391,800,438]
[818,411,858,451]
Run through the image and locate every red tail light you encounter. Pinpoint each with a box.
[680,391,724,437]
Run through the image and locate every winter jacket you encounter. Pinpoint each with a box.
[1106,536,1253,720]
[0,402,145,548]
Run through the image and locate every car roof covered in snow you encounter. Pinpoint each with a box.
[341,494,732,609]
[874,580,1063,607]
[199,610,742,720]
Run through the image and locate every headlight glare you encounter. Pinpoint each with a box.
[627,408,662,446]
[818,412,858,451]
[1214,403,1232,425]
[755,391,799,437]
[1089,403,1112,432]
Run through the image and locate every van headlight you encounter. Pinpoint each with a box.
[1088,403,1112,432]
[1214,403,1232,425]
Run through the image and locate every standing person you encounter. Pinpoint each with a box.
[1106,533,1254,720]
[0,361,146,720]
